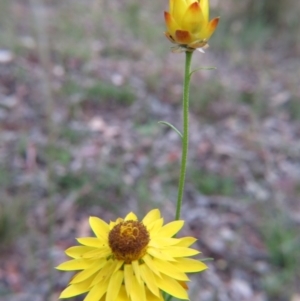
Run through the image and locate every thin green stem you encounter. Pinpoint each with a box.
[175,51,193,221]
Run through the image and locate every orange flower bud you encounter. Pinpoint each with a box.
[164,0,219,52]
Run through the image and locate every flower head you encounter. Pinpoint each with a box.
[57,209,207,301]
[164,0,219,52]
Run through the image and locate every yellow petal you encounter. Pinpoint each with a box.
[152,258,189,281]
[106,270,124,301]
[143,254,161,276]
[83,280,109,301]
[147,247,176,261]
[173,0,189,24]
[110,218,123,230]
[65,246,95,259]
[164,11,179,39]
[125,212,138,221]
[156,220,184,238]
[182,2,205,34]
[155,273,189,300]
[70,259,106,284]
[175,237,197,247]
[77,237,107,247]
[142,209,161,227]
[145,288,164,301]
[160,246,200,257]
[147,218,164,236]
[81,247,111,259]
[179,280,188,290]
[149,237,179,248]
[124,264,134,296]
[205,16,220,39]
[116,285,130,301]
[140,263,160,297]
[173,258,208,273]
[186,0,196,6]
[59,277,92,298]
[113,259,125,273]
[56,258,93,271]
[132,260,142,285]
[89,216,109,240]
[129,272,146,301]
[165,32,176,44]
[90,260,117,286]
[169,0,174,15]
[200,0,209,23]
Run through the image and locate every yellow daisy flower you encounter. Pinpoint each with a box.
[164,0,219,52]
[57,209,207,301]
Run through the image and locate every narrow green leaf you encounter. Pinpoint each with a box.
[190,66,216,77]
[158,121,183,139]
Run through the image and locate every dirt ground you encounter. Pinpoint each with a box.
[0,1,300,301]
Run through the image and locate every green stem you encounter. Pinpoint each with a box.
[175,51,193,221]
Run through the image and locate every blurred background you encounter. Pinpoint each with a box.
[0,0,300,300]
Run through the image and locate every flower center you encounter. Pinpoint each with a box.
[108,220,149,263]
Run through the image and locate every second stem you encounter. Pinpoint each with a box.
[175,50,193,220]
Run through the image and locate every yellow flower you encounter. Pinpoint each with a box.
[57,209,207,301]
[164,0,219,51]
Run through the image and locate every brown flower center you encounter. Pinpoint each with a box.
[108,220,149,263]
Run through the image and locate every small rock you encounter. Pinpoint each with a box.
[0,49,14,63]
[230,278,253,300]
